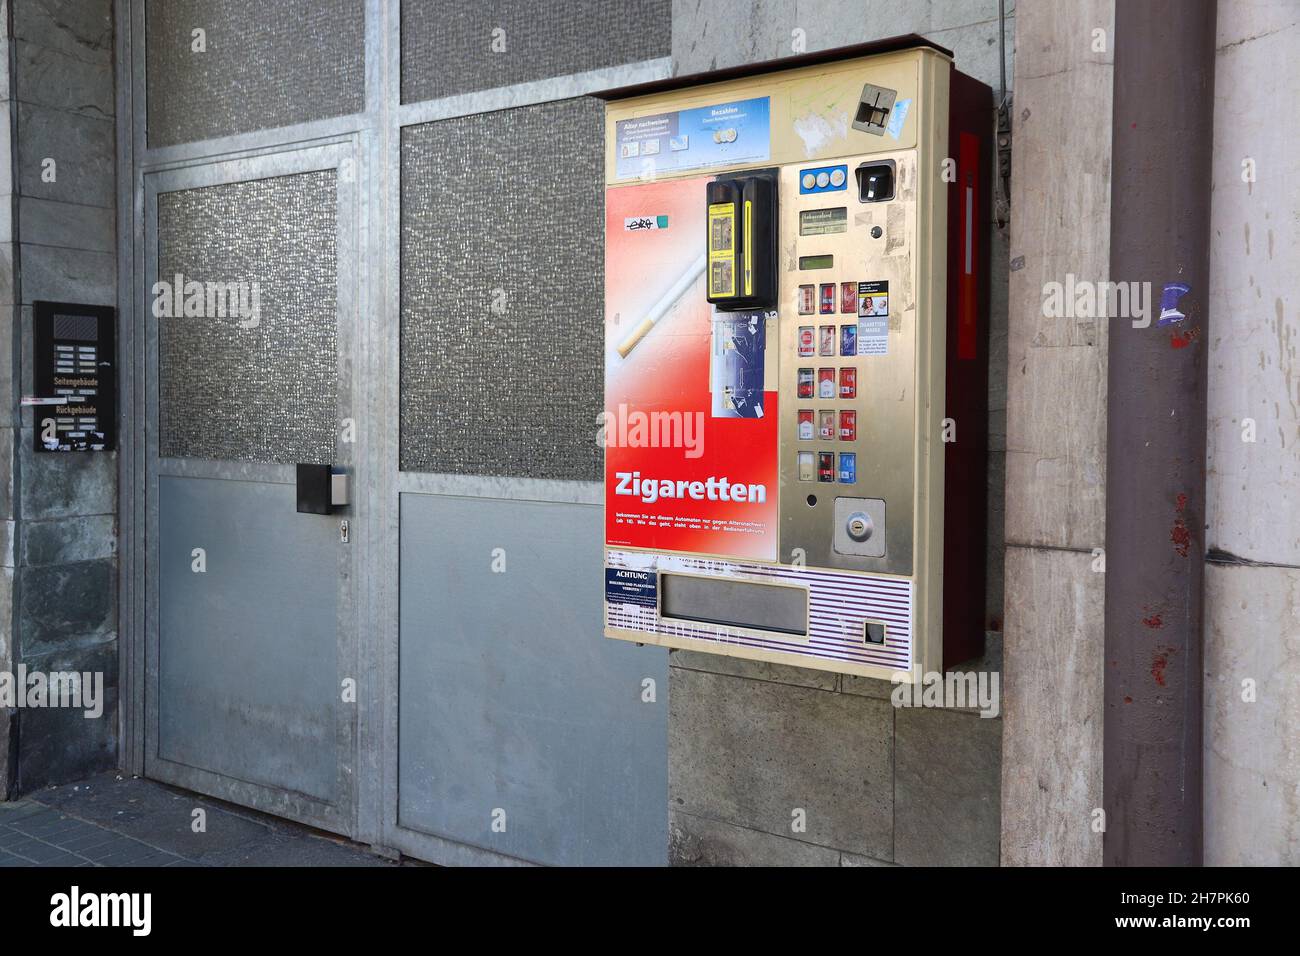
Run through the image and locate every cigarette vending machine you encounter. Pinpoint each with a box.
[600,39,990,680]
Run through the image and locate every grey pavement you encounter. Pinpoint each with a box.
[0,771,413,867]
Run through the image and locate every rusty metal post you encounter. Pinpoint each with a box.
[1104,0,1217,865]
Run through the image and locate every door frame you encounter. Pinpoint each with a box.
[139,142,363,836]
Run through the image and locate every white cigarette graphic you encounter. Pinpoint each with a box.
[616,252,707,358]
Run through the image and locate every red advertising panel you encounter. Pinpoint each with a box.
[604,176,779,560]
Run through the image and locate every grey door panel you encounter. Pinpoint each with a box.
[397,493,668,865]
[157,475,340,802]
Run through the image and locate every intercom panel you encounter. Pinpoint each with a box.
[600,42,990,680]
[31,301,117,453]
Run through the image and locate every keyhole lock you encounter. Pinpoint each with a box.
[846,511,874,542]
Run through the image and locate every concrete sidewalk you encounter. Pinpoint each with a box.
[0,772,408,867]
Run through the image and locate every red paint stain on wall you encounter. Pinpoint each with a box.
[1170,327,1200,349]
[1171,519,1190,557]
[1152,653,1170,686]
[1170,493,1191,557]
[1142,612,1164,629]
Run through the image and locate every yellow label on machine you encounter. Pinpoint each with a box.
[707,202,736,297]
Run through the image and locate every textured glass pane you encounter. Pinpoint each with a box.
[146,0,364,147]
[400,98,602,479]
[157,171,338,464]
[401,0,670,103]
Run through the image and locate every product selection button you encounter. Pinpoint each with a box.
[839,410,857,441]
[798,409,814,440]
[838,452,857,484]
[818,409,836,441]
[798,326,815,356]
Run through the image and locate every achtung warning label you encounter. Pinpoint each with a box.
[605,568,657,608]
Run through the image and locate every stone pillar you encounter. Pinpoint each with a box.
[1000,0,1114,865]
[2,0,117,797]
[1203,0,1300,866]
[1,0,17,799]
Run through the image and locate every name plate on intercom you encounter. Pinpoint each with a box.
[32,301,116,453]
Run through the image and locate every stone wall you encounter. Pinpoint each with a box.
[1,0,117,797]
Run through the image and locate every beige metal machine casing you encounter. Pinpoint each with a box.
[600,45,982,683]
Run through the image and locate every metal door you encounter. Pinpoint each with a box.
[142,143,359,836]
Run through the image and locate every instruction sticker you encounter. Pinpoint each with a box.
[605,568,658,608]
[615,97,771,180]
[857,281,889,355]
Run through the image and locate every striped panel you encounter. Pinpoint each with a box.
[605,549,912,671]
